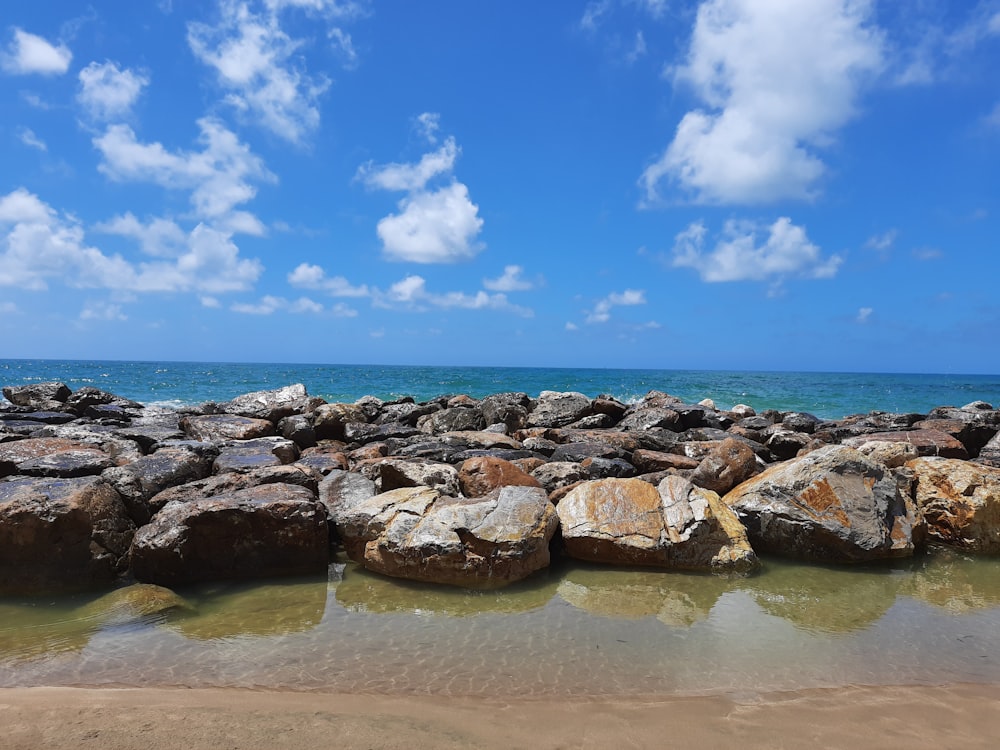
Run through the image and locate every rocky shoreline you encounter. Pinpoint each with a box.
[2,380,999,595]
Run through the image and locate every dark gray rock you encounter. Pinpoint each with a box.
[2,382,71,410]
[214,437,300,473]
[618,407,682,432]
[102,446,215,525]
[527,391,592,428]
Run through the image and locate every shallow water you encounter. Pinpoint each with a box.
[3,551,1000,697]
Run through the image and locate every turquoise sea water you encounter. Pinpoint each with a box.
[2,359,999,419]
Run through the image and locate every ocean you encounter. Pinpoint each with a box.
[2,359,999,419]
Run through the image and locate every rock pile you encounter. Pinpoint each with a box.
[2,380,1000,594]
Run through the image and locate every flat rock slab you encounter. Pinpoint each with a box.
[908,457,1000,554]
[181,414,275,442]
[102,447,215,525]
[213,437,299,473]
[130,483,329,586]
[723,445,924,563]
[331,484,558,588]
[220,383,320,422]
[0,437,114,478]
[843,429,969,460]
[557,476,759,574]
[0,476,134,593]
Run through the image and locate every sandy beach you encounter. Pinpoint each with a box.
[3,683,999,750]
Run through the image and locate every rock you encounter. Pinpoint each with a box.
[318,469,377,520]
[557,476,758,573]
[527,391,592,428]
[114,415,186,451]
[295,445,348,475]
[277,414,317,448]
[907,457,1000,554]
[343,421,420,445]
[331,484,558,588]
[2,382,71,410]
[313,403,369,440]
[0,437,115,479]
[0,476,134,593]
[618,407,682,432]
[782,412,820,434]
[181,414,274,442]
[765,430,812,460]
[374,401,439,427]
[147,464,321,517]
[581,456,636,479]
[480,392,530,432]
[843,429,969,460]
[979,431,1000,467]
[631,449,699,473]
[219,383,321,422]
[530,461,589,493]
[130,483,329,586]
[355,457,460,495]
[458,456,542,497]
[440,431,523,450]
[0,410,74,425]
[689,437,759,495]
[65,387,143,415]
[852,440,919,468]
[723,445,924,563]
[550,442,624,463]
[422,406,486,434]
[102,446,215,525]
[912,418,997,459]
[214,437,300,473]
[731,404,756,418]
[591,395,628,421]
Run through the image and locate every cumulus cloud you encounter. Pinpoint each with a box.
[187,0,362,143]
[483,265,534,292]
[1,28,72,75]
[77,61,150,121]
[230,294,327,315]
[94,213,187,257]
[641,0,884,204]
[856,306,873,323]
[287,262,369,296]
[671,217,842,283]
[362,117,484,263]
[80,301,127,321]
[18,128,47,151]
[586,289,646,324]
[865,229,897,252]
[377,274,533,317]
[93,118,274,226]
[0,188,263,295]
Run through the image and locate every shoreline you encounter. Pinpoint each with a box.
[4,682,1000,749]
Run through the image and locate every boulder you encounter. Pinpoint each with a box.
[295,445,349,475]
[102,446,215,525]
[277,414,317,448]
[0,437,115,479]
[422,407,486,434]
[181,414,274,441]
[852,440,919,468]
[213,436,299,473]
[355,457,460,495]
[530,461,589,493]
[912,418,997,459]
[689,437,760,495]
[130,483,329,586]
[723,445,924,563]
[842,429,969,460]
[65,387,143,416]
[219,383,321,422]
[458,456,542,497]
[480,392,530,432]
[318,469,377,520]
[526,391,592,428]
[632,449,699,473]
[0,476,134,593]
[581,456,636,479]
[2,382,71,411]
[557,476,758,573]
[313,402,369,440]
[330,484,558,588]
[907,457,1000,554]
[618,407,682,432]
[979,431,1000,468]
[550,441,624,463]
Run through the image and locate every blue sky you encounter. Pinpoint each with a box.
[1,0,998,372]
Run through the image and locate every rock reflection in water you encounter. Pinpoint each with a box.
[905,549,1000,613]
[335,562,559,616]
[0,583,188,662]
[743,558,907,634]
[556,564,733,627]
[167,574,330,640]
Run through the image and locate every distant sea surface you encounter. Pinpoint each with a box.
[2,359,999,420]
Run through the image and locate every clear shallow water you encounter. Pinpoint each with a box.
[3,552,1000,697]
[1,359,999,419]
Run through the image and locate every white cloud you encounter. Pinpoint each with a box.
[642,0,884,204]
[77,61,150,121]
[0,188,263,295]
[376,183,483,263]
[230,294,346,315]
[1,301,20,314]
[671,217,842,283]
[287,262,369,296]
[377,274,533,317]
[94,213,187,257]
[358,137,458,192]
[625,31,647,64]
[231,294,286,314]
[580,0,612,31]
[565,321,579,331]
[188,0,361,143]
[586,289,646,324]
[987,102,1000,129]
[201,295,222,308]
[80,301,127,321]
[856,306,873,323]
[18,128,47,152]
[865,229,897,252]
[483,265,534,292]
[991,11,1000,34]
[93,118,274,225]
[415,112,441,143]
[1,28,72,75]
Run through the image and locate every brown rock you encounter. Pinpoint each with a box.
[843,429,969,460]
[632,448,699,473]
[458,456,542,497]
[557,477,758,573]
[908,457,1000,554]
[180,414,275,441]
[0,437,114,478]
[689,437,759,494]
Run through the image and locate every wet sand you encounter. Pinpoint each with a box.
[3,684,999,749]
